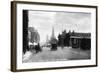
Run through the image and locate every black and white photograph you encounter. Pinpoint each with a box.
[11,1,97,71]
[23,10,91,63]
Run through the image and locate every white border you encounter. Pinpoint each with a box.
[17,3,96,69]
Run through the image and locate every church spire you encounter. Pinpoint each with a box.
[50,26,57,46]
[52,26,55,38]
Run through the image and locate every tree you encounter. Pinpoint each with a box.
[58,34,62,46]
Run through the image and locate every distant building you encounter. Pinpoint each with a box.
[50,27,57,50]
[44,35,51,47]
[46,35,49,43]
[28,27,40,44]
[50,27,57,44]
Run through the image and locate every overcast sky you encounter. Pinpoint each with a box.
[28,10,91,43]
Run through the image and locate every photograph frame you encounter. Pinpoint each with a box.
[11,1,98,72]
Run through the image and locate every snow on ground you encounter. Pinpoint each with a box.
[23,47,90,63]
[22,51,33,62]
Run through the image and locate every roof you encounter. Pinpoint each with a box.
[70,32,91,39]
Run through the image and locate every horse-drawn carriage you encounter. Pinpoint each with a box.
[50,38,57,51]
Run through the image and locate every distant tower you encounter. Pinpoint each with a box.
[50,26,57,50]
[50,26,57,44]
[51,26,55,39]
[46,35,49,43]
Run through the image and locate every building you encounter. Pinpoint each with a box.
[50,27,57,44]
[50,27,57,50]
[70,32,91,50]
[23,10,29,54]
[57,30,91,50]
[28,27,40,44]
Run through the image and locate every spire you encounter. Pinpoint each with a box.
[52,26,54,37]
[50,26,57,44]
[51,26,55,39]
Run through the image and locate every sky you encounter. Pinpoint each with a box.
[28,10,91,43]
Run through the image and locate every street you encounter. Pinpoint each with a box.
[23,47,90,63]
